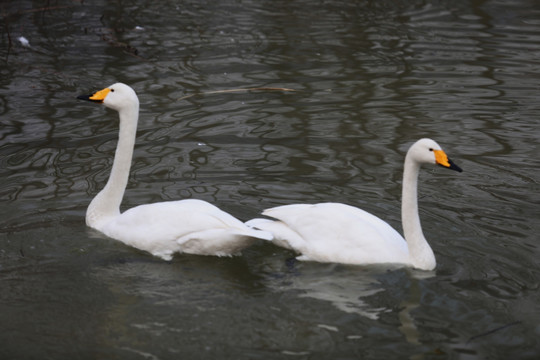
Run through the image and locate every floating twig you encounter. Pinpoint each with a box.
[3,13,12,62]
[466,321,521,344]
[17,5,73,14]
[177,87,297,101]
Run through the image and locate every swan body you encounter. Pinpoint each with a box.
[78,83,272,260]
[247,138,462,270]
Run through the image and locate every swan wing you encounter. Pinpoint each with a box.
[258,203,409,265]
[101,199,271,259]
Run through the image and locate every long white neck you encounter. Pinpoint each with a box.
[401,154,436,270]
[86,105,138,228]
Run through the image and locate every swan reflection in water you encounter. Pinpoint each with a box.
[261,256,432,350]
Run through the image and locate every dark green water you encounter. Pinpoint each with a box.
[1,0,539,359]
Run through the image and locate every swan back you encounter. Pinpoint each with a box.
[251,203,409,265]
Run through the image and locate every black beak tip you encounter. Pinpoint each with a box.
[77,94,102,103]
[448,158,463,173]
[438,158,462,173]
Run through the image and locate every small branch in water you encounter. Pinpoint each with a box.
[466,321,521,344]
[16,5,73,14]
[3,13,12,63]
[177,87,297,101]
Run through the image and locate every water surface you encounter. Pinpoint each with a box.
[1,0,539,359]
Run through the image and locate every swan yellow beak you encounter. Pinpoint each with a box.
[434,149,463,172]
[77,87,111,103]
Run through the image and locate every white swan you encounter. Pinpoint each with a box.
[246,138,462,270]
[77,83,272,260]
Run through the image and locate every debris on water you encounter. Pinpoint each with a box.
[317,324,339,332]
[467,321,522,344]
[18,36,30,47]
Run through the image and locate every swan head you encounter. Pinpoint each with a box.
[77,83,139,113]
[408,138,462,172]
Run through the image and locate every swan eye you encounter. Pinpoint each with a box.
[429,148,433,151]
[110,88,115,92]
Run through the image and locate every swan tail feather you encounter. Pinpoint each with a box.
[246,218,305,252]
